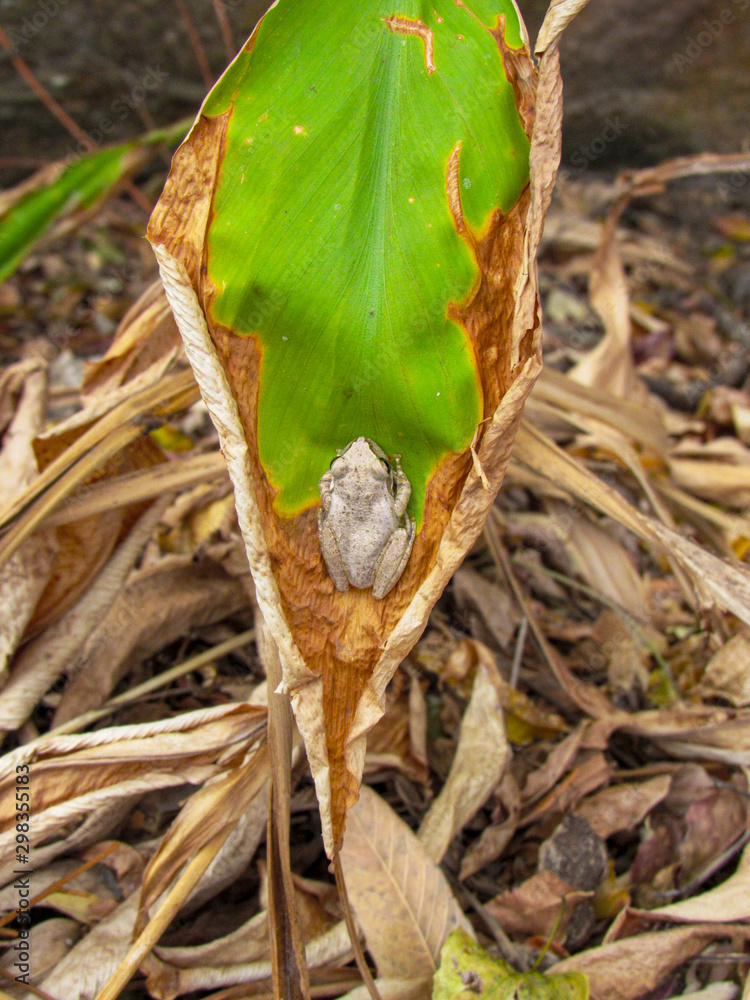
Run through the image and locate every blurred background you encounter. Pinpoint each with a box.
[1,0,749,185]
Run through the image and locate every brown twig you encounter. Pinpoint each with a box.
[212,0,236,62]
[0,842,119,931]
[173,0,214,88]
[0,23,94,150]
[0,22,152,214]
[0,157,50,171]
[333,855,382,1000]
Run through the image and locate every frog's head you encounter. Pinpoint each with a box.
[332,437,391,487]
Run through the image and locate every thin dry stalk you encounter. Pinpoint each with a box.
[93,831,227,1000]
[333,855,381,1000]
[212,0,235,60]
[173,0,214,88]
[0,23,152,213]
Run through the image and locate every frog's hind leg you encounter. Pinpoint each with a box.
[318,509,350,592]
[372,517,415,599]
[390,455,411,518]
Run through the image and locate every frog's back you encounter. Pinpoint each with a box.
[334,486,396,589]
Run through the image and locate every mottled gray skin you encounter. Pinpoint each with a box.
[318,437,416,599]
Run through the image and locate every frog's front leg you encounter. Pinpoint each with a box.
[318,509,350,592]
[318,469,335,514]
[372,516,415,599]
[390,454,411,518]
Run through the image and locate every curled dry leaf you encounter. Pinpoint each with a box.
[678,787,748,883]
[51,549,250,725]
[0,499,168,735]
[515,422,750,631]
[575,774,672,839]
[18,415,168,639]
[38,892,141,1000]
[147,0,563,855]
[138,744,269,917]
[452,566,518,650]
[145,920,352,1000]
[339,785,471,981]
[459,771,521,880]
[521,725,587,805]
[699,635,750,707]
[0,916,79,985]
[552,926,745,1000]
[418,659,510,864]
[648,841,750,923]
[80,278,182,407]
[0,702,265,883]
[487,869,590,940]
[568,203,643,400]
[520,752,613,829]
[546,501,647,620]
[0,352,56,676]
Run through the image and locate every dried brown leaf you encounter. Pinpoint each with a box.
[452,567,518,650]
[0,352,47,500]
[38,893,141,1000]
[680,788,748,880]
[145,921,352,1000]
[139,742,269,915]
[521,752,613,828]
[418,660,510,864]
[569,208,641,398]
[548,502,646,619]
[521,726,586,804]
[52,550,250,725]
[0,702,265,881]
[80,279,182,406]
[650,841,750,922]
[700,636,750,707]
[0,500,167,734]
[0,916,79,984]
[486,869,589,938]
[339,785,471,980]
[576,775,671,839]
[670,457,750,509]
[0,534,57,677]
[0,353,55,675]
[459,772,521,880]
[552,926,738,1000]
[515,422,750,630]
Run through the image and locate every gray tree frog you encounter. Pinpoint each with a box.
[318,437,415,599]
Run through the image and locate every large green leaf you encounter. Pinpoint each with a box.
[203,0,530,527]
[0,122,187,285]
